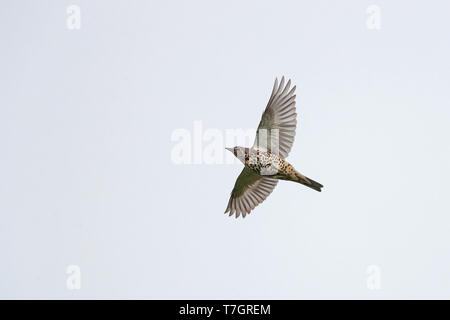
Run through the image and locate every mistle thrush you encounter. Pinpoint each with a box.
[225,77,323,218]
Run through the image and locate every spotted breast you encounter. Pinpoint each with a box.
[244,148,290,178]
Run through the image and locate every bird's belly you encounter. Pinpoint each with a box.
[245,154,280,176]
[246,155,297,180]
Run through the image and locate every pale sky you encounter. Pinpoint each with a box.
[1,0,450,299]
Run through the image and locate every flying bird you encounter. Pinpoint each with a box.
[225,77,323,218]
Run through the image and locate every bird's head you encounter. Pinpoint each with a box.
[226,146,248,163]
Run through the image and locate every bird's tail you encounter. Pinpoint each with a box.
[294,172,323,192]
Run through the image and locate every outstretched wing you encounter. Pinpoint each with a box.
[253,76,297,158]
[225,167,278,218]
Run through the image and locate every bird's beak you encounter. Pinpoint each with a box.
[225,147,233,153]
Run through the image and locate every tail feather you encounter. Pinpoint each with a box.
[295,173,323,192]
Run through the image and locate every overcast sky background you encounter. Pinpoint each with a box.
[1,0,450,299]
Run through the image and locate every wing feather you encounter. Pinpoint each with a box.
[224,167,278,218]
[253,76,298,158]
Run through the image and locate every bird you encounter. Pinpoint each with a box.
[224,76,323,218]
